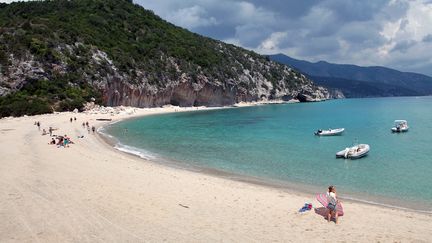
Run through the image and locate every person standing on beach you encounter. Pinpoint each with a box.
[36,121,40,130]
[49,127,53,136]
[326,186,339,224]
[70,118,73,123]
[92,126,95,134]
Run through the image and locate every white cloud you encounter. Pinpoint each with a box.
[167,5,218,29]
[257,32,287,53]
[374,0,432,69]
[3,0,432,75]
[223,38,242,46]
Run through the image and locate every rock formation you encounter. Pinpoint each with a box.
[0,0,333,117]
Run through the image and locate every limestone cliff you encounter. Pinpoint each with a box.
[0,0,332,116]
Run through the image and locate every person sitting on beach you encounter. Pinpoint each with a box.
[326,185,339,224]
[66,135,74,144]
[57,137,64,148]
[64,137,70,148]
[63,135,74,144]
[49,138,56,145]
[42,129,47,135]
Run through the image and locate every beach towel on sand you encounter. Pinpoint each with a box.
[316,193,344,216]
[298,202,313,213]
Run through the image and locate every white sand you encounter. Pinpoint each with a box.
[1,106,431,242]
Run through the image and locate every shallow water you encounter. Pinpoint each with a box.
[103,97,432,211]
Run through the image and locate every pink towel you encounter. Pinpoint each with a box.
[316,193,344,216]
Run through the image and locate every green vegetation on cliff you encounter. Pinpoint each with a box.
[1,0,231,76]
[0,0,323,117]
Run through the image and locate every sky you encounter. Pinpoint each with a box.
[2,0,432,76]
[133,0,432,76]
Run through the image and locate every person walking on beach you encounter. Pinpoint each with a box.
[36,121,40,130]
[326,186,339,224]
[49,127,53,136]
[70,117,73,123]
[91,126,95,134]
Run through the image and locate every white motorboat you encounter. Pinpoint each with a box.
[391,120,409,133]
[336,144,370,159]
[314,128,345,136]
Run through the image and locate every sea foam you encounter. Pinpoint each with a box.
[114,143,157,160]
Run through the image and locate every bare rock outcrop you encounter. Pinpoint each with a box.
[1,44,334,108]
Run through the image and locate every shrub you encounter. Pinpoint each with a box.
[58,98,85,111]
[0,95,52,117]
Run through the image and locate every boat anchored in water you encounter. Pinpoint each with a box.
[336,144,370,159]
[314,128,345,136]
[391,120,409,133]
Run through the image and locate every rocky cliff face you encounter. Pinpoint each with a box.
[0,0,332,115]
[1,43,331,107]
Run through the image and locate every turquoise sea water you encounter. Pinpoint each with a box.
[103,97,432,211]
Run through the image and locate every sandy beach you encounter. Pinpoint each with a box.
[1,105,431,242]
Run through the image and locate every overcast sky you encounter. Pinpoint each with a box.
[134,0,432,76]
[2,0,432,75]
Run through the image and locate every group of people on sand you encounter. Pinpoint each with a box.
[37,122,56,137]
[82,121,96,134]
[49,135,74,148]
[38,117,96,148]
[41,126,54,136]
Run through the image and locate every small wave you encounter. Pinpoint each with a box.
[108,120,121,125]
[114,143,157,160]
[97,128,114,139]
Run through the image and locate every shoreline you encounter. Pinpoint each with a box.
[99,119,432,215]
[95,103,432,214]
[1,102,432,242]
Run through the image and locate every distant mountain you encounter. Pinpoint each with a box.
[270,54,432,98]
[0,0,330,117]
